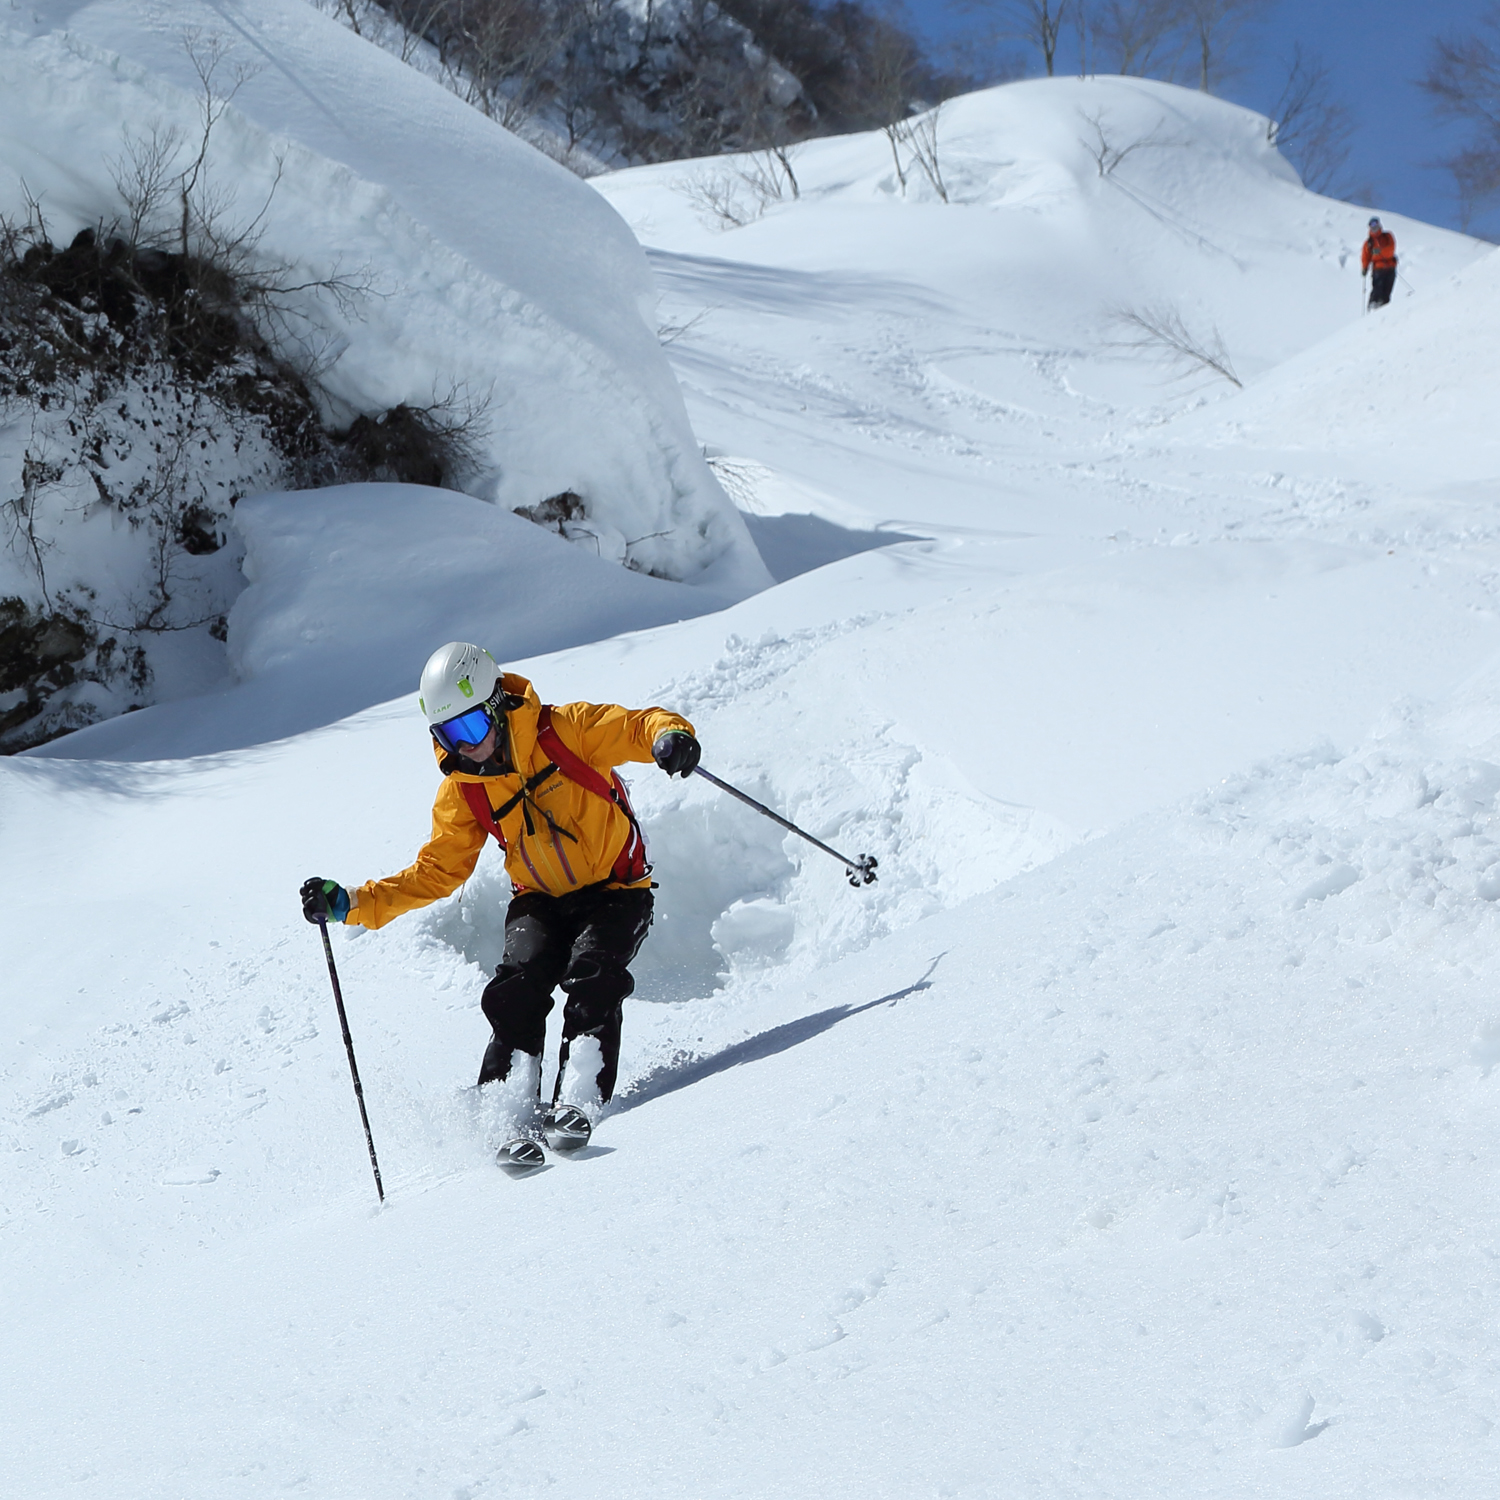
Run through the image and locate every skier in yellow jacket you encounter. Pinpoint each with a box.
[301,642,698,1135]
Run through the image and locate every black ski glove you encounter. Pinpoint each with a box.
[301,876,351,925]
[652,729,701,778]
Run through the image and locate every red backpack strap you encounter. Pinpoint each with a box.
[536,707,651,883]
[536,707,614,800]
[459,780,506,847]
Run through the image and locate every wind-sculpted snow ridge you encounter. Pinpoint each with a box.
[0,0,766,587]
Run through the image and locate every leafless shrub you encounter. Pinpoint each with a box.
[105,38,379,377]
[1080,108,1184,176]
[680,141,804,229]
[657,307,713,345]
[4,443,65,607]
[740,143,802,201]
[333,384,494,489]
[899,103,950,202]
[1087,0,1186,78]
[680,169,758,228]
[1110,303,1242,387]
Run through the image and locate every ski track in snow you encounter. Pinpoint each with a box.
[5,63,1500,1500]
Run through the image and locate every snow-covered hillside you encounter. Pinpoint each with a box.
[0,0,753,563]
[5,68,1500,1499]
[0,0,767,747]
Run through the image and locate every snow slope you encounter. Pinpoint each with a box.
[1180,244,1500,480]
[5,73,1500,1499]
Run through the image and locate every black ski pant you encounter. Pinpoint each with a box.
[1369,267,1395,307]
[477,884,653,1104]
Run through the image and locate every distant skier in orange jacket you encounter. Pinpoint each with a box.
[1362,217,1397,309]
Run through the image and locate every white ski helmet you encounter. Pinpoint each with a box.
[418,641,501,728]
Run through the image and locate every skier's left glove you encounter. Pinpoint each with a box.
[652,730,701,778]
[301,876,351,925]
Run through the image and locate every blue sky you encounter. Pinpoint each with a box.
[904,0,1496,237]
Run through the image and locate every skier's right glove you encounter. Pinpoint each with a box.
[652,730,701,778]
[301,877,350,925]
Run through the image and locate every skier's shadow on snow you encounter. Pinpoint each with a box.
[610,955,945,1117]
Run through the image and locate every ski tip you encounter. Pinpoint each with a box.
[544,1104,593,1153]
[496,1137,547,1174]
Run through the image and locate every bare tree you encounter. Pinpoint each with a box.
[1110,303,1241,386]
[680,168,757,228]
[1088,0,1184,78]
[1073,0,1091,75]
[1420,4,1500,231]
[1177,0,1266,93]
[740,143,802,201]
[1267,43,1354,196]
[968,0,1070,77]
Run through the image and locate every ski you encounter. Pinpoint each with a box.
[495,1107,593,1174]
[544,1104,593,1153]
[496,1136,546,1173]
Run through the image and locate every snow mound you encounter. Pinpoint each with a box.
[596,76,1485,388]
[1176,245,1500,479]
[28,482,737,759]
[0,0,766,588]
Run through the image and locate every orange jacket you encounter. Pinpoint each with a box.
[347,673,693,928]
[1362,230,1397,272]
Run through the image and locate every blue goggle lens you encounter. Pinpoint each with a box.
[434,705,493,751]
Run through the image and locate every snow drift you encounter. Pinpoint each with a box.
[0,0,766,584]
[1177,244,1500,481]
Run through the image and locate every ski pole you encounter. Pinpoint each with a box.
[314,915,385,1203]
[693,766,878,887]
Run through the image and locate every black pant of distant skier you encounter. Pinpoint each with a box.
[1368,266,1395,308]
[478,885,654,1104]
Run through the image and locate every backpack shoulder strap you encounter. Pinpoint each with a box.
[536,706,651,883]
[535,706,615,802]
[458,780,506,847]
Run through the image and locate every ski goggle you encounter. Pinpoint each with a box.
[432,704,494,752]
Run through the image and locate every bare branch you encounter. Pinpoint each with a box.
[897,103,950,202]
[1110,303,1242,387]
[1267,44,1354,197]
[1420,6,1500,232]
[1080,108,1185,176]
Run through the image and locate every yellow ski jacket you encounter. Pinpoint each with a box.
[347,673,692,929]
